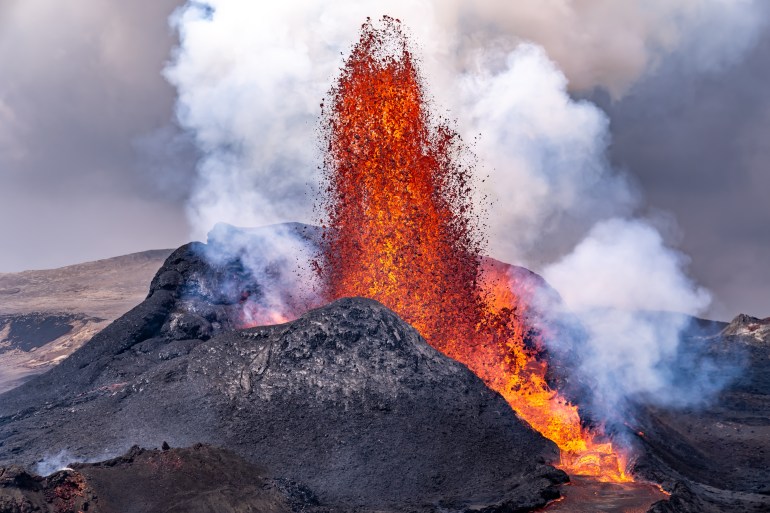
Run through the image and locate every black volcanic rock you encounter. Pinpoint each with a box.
[629,314,770,513]
[203,298,566,510]
[0,229,567,512]
[0,224,315,410]
[0,444,314,513]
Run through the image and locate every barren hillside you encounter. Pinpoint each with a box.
[0,250,172,392]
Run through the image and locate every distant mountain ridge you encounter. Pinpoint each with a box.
[0,249,173,392]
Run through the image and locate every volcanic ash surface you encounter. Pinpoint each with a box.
[0,236,567,512]
[0,444,311,513]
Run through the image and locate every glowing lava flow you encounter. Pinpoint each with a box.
[316,17,630,482]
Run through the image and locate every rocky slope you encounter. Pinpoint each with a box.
[0,249,172,392]
[4,224,768,512]
[0,444,316,513]
[632,314,770,512]
[0,233,567,512]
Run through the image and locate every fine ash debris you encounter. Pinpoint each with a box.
[0,226,567,512]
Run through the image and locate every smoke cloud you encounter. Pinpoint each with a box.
[204,222,321,325]
[454,43,730,414]
[165,1,761,418]
[457,44,638,264]
[34,450,76,476]
[165,0,763,240]
[541,219,723,412]
[544,219,710,314]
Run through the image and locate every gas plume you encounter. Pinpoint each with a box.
[164,0,762,241]
[34,451,77,477]
[165,0,755,471]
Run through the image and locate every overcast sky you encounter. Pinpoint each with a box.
[0,0,191,271]
[588,28,770,322]
[0,0,768,321]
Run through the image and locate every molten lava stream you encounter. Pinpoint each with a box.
[314,16,631,483]
[475,262,631,482]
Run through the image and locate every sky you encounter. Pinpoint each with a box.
[0,0,768,321]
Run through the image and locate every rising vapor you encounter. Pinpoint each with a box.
[164,0,761,416]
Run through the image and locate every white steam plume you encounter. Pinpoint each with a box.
[544,219,711,314]
[542,219,717,411]
[164,0,762,240]
[164,1,760,414]
[34,450,77,476]
[457,44,638,264]
[456,42,727,413]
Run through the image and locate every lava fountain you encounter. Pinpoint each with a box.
[315,17,630,482]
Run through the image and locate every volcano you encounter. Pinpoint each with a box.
[1,225,766,512]
[314,16,629,482]
[1,14,769,513]
[0,229,567,511]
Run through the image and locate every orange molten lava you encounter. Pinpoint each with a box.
[319,17,484,352]
[317,17,630,482]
